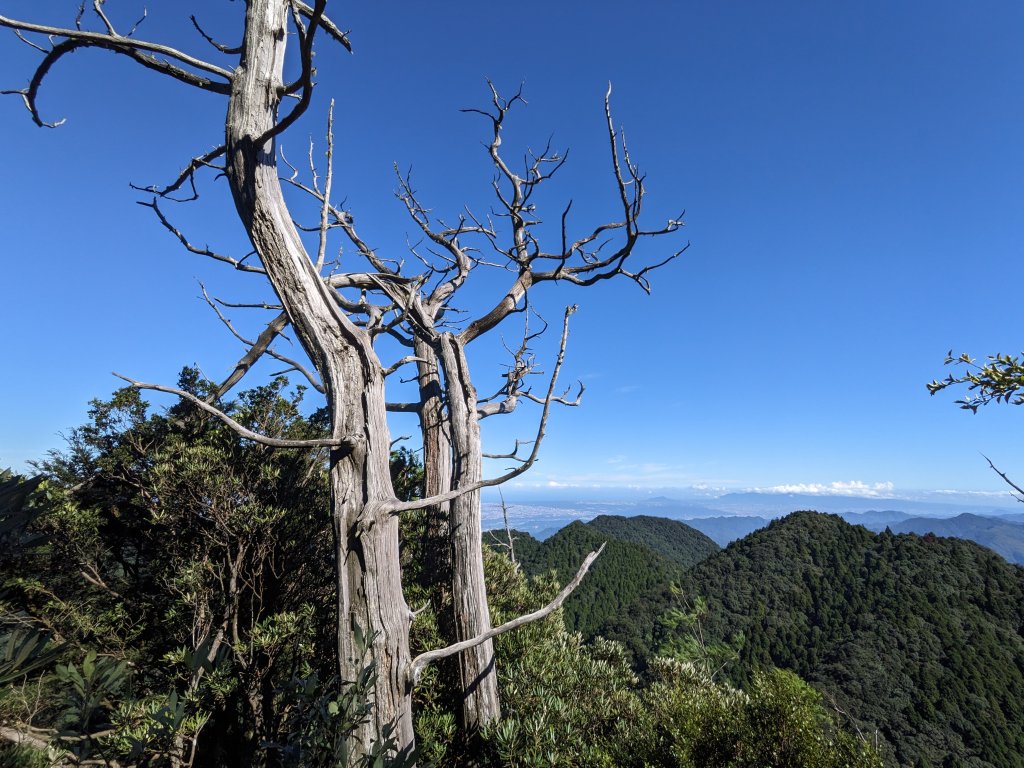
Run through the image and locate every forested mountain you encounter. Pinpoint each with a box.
[505,509,1024,766]
[509,522,681,638]
[2,395,882,767]
[674,512,1024,767]
[891,512,1024,565]
[585,514,719,567]
[490,516,718,638]
[5,386,1016,767]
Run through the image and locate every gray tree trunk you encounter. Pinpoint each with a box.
[437,333,502,729]
[0,1,661,761]
[223,0,413,756]
[414,336,452,581]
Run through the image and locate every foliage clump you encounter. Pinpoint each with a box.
[2,384,882,767]
[0,375,347,766]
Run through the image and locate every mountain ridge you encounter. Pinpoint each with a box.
[678,511,1024,766]
[491,509,1024,766]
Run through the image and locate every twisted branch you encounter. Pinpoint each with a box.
[0,14,231,127]
[200,287,325,396]
[115,374,351,450]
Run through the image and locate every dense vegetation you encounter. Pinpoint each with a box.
[0,384,882,767]
[1,377,343,766]
[892,512,1024,565]
[495,510,1024,767]
[678,513,1024,767]
[497,516,717,639]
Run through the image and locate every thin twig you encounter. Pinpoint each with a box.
[982,453,1024,503]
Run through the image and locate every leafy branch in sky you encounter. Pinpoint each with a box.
[928,351,1024,412]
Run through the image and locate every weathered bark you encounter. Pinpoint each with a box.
[1,9,682,759]
[223,1,412,756]
[414,336,452,579]
[436,332,502,729]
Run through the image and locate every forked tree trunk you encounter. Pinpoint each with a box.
[223,0,413,756]
[437,333,502,729]
[0,0,664,761]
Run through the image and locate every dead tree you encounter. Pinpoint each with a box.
[389,83,687,729]
[1,1,684,758]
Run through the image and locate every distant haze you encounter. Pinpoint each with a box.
[484,488,1022,544]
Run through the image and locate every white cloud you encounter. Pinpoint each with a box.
[751,480,895,497]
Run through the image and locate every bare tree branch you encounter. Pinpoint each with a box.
[292,1,352,52]
[499,489,517,564]
[383,356,427,378]
[0,726,54,756]
[200,287,325,396]
[125,7,148,38]
[114,374,351,451]
[282,171,395,277]
[190,15,242,54]
[141,198,265,273]
[484,489,519,564]
[215,298,283,310]
[482,439,532,461]
[257,0,326,145]
[132,145,228,200]
[314,102,336,272]
[395,165,492,306]
[521,381,584,407]
[326,272,405,290]
[386,402,422,413]
[0,15,232,127]
[12,30,48,54]
[459,272,533,345]
[477,309,566,418]
[407,543,605,685]
[80,563,122,599]
[982,454,1024,504]
[451,86,685,345]
[389,305,577,514]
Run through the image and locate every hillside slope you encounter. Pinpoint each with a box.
[584,514,719,567]
[677,511,1024,767]
[513,521,682,638]
[488,516,718,639]
[891,512,1024,564]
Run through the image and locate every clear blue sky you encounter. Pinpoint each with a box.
[2,1,1023,499]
